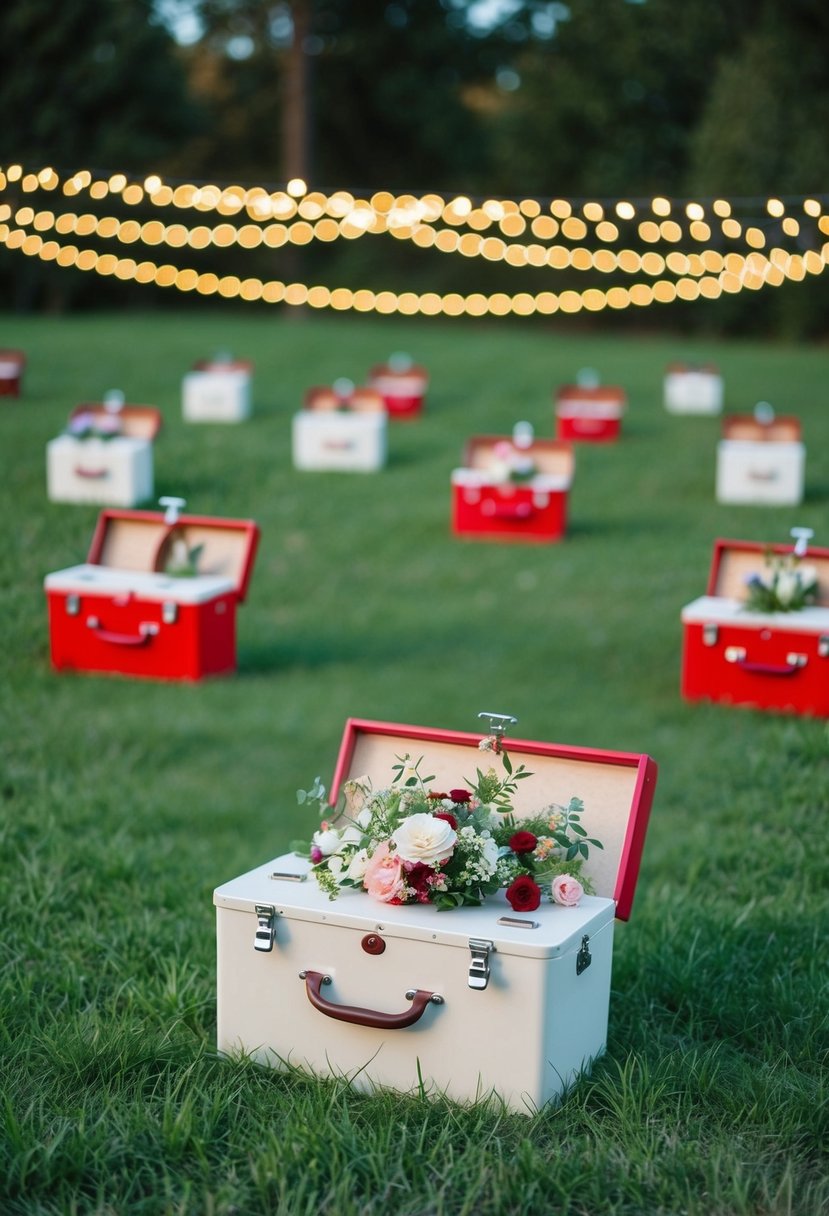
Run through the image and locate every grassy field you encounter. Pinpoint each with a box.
[1,308,828,1215]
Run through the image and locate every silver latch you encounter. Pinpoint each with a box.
[162,601,178,625]
[819,636,829,659]
[576,935,592,976]
[468,938,494,990]
[65,594,80,616]
[703,623,718,647]
[254,904,276,952]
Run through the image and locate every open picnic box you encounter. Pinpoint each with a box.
[367,355,429,418]
[214,715,657,1112]
[715,409,805,505]
[182,355,254,422]
[451,428,575,543]
[292,381,387,472]
[554,382,626,443]
[46,401,163,506]
[680,532,829,715]
[0,348,26,397]
[663,362,723,414]
[44,499,259,680]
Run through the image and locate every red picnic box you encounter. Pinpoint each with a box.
[44,499,259,681]
[0,349,26,397]
[554,382,626,443]
[451,426,575,543]
[680,530,829,716]
[367,354,429,418]
[214,713,657,1112]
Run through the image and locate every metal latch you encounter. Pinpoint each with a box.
[576,935,592,976]
[65,594,80,616]
[254,904,276,952]
[819,635,829,659]
[468,938,494,990]
[703,623,718,647]
[162,601,178,624]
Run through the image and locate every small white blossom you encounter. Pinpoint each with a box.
[312,828,342,856]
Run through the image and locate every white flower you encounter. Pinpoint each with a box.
[480,836,499,871]
[478,736,495,752]
[327,854,344,877]
[357,806,373,829]
[391,813,457,864]
[312,828,342,856]
[797,565,818,590]
[346,848,370,880]
[775,570,799,606]
[341,824,362,844]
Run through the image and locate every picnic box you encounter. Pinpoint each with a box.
[44,500,259,680]
[367,356,429,418]
[214,716,657,1112]
[46,403,163,506]
[554,383,626,443]
[182,356,253,422]
[451,429,575,542]
[292,383,387,472]
[680,536,829,715]
[715,411,804,506]
[0,348,25,397]
[663,363,723,415]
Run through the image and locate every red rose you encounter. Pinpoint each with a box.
[505,875,542,912]
[509,831,538,855]
[433,811,458,830]
[449,788,471,804]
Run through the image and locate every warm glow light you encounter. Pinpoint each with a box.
[287,178,307,197]
[766,198,785,217]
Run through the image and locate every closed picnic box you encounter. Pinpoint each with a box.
[554,384,626,443]
[214,717,657,1112]
[182,357,253,422]
[368,356,429,418]
[680,536,829,716]
[664,363,723,415]
[0,348,25,397]
[451,432,574,542]
[292,384,387,472]
[44,501,259,681]
[715,413,804,506]
[46,404,162,506]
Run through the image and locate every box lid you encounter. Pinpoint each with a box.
[460,436,575,487]
[85,507,259,602]
[214,852,615,960]
[721,414,801,443]
[192,357,253,374]
[704,537,829,606]
[554,384,626,408]
[69,404,163,441]
[327,717,657,922]
[304,385,385,413]
[665,362,719,374]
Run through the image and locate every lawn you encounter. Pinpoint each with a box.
[1,308,827,1215]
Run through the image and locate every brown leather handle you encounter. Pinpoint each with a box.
[736,657,803,676]
[300,970,442,1029]
[73,466,110,479]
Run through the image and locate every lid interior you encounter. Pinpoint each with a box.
[87,510,259,600]
[721,415,801,442]
[555,385,626,403]
[329,719,657,921]
[305,387,385,412]
[69,404,163,440]
[709,539,829,606]
[463,437,575,478]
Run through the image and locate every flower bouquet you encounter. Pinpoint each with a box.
[744,550,819,613]
[65,411,122,440]
[294,736,603,912]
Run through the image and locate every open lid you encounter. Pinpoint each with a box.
[0,349,26,369]
[86,506,260,601]
[706,537,829,606]
[304,384,385,413]
[462,436,575,480]
[192,356,253,374]
[721,414,801,443]
[554,384,626,406]
[69,404,163,440]
[328,717,657,921]
[665,362,719,374]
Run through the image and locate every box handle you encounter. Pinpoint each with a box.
[725,646,807,675]
[299,969,444,1029]
[85,617,159,647]
[481,498,534,521]
[73,466,110,480]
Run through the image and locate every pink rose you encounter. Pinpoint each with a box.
[363,841,405,903]
[551,874,584,907]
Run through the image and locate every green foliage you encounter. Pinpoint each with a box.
[1,310,828,1213]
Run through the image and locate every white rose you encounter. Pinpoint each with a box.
[341,825,362,844]
[480,836,499,872]
[312,828,342,856]
[346,848,370,880]
[775,570,798,605]
[327,854,344,877]
[357,807,373,829]
[797,565,818,590]
[391,813,457,864]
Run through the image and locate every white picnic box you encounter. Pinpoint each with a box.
[46,401,162,506]
[292,382,387,472]
[182,356,253,422]
[715,410,804,506]
[664,362,723,414]
[214,717,657,1112]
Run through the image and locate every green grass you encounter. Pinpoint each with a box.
[1,309,828,1215]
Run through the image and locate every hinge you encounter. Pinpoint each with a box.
[576,935,592,976]
[468,938,494,990]
[703,623,718,647]
[254,904,276,952]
